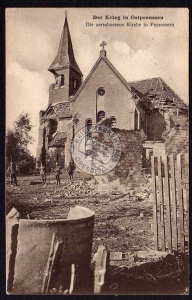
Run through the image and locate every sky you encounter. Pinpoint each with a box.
[6,8,189,155]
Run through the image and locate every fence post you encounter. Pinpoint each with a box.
[94,245,109,294]
[151,156,158,251]
[163,155,172,253]
[170,154,178,252]
[177,154,185,252]
[184,153,189,234]
[157,156,166,252]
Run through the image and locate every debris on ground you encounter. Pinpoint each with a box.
[5,174,189,294]
[103,253,189,295]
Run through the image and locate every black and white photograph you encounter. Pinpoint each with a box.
[6,7,189,295]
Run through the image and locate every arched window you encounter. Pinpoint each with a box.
[110,116,117,128]
[60,74,64,87]
[74,79,77,89]
[97,110,105,122]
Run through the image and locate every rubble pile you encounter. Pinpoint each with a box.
[61,180,98,198]
[103,253,188,294]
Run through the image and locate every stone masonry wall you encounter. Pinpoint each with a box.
[165,125,189,155]
[94,126,147,186]
[110,129,147,184]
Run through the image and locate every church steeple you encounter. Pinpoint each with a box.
[48,12,82,103]
[48,12,82,76]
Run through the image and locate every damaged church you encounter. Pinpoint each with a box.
[36,13,188,169]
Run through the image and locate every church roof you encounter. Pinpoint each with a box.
[48,132,67,147]
[48,13,82,75]
[71,55,132,102]
[42,101,72,119]
[129,77,188,110]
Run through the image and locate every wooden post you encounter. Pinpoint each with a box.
[69,264,75,295]
[184,153,189,239]
[170,154,178,252]
[177,154,185,252]
[151,156,158,251]
[163,155,172,253]
[94,245,108,294]
[158,156,166,252]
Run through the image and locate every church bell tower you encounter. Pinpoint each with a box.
[48,12,83,105]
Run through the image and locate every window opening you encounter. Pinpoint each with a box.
[97,110,105,122]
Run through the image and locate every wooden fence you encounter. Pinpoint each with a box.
[151,153,189,253]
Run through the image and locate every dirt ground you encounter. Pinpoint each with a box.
[6,171,154,255]
[6,171,189,295]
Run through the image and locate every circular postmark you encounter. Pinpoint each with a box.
[72,124,121,175]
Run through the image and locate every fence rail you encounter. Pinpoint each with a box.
[151,153,189,253]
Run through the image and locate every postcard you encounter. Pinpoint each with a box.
[6,7,189,295]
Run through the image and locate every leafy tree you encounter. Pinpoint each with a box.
[13,113,33,147]
[6,113,35,174]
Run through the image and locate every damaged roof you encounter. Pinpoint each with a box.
[48,132,67,147]
[129,77,188,110]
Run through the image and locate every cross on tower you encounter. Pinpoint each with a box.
[100,41,107,51]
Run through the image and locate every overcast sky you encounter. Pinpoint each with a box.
[6,8,189,155]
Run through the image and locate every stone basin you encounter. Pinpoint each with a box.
[6,206,95,294]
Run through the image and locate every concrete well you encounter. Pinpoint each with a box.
[7,206,95,295]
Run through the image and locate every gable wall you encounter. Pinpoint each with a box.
[71,59,136,133]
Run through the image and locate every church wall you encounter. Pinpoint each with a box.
[49,68,70,105]
[49,85,68,105]
[36,117,71,167]
[57,118,71,133]
[69,68,82,96]
[71,59,135,133]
